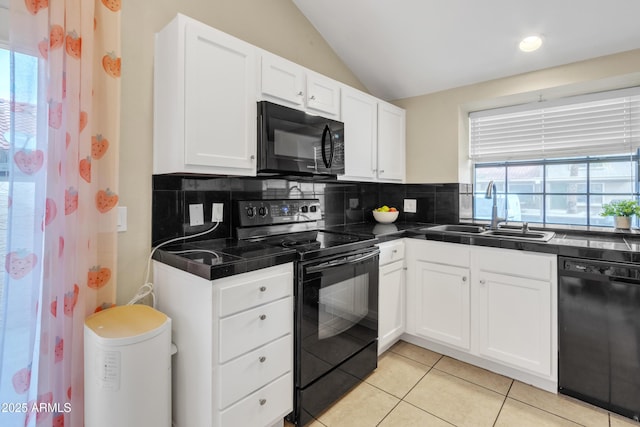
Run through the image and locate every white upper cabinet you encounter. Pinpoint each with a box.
[340,88,406,183]
[377,101,406,183]
[260,53,305,108]
[259,52,340,118]
[154,14,257,175]
[340,87,378,181]
[305,70,341,117]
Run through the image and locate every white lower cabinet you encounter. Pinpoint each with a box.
[406,240,470,350]
[473,246,555,377]
[377,240,406,354]
[153,261,294,427]
[405,239,557,389]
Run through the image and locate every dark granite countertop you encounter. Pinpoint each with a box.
[153,222,640,281]
[409,225,640,264]
[323,222,430,243]
[152,238,297,281]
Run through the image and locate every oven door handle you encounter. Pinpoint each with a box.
[305,250,378,273]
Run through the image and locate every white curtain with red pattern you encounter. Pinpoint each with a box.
[0,0,120,426]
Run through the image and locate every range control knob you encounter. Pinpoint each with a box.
[310,205,318,213]
[258,206,268,217]
[301,205,309,213]
[246,206,256,218]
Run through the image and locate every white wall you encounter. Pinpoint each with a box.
[394,49,640,184]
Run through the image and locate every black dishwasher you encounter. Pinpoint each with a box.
[558,256,640,421]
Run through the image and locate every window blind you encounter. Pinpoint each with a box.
[469,87,640,161]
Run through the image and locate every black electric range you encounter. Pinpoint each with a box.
[236,199,380,426]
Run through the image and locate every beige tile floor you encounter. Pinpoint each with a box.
[286,340,639,427]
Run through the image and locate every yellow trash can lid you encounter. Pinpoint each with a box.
[85,305,169,341]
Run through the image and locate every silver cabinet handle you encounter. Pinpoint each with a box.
[379,170,385,173]
[250,154,255,160]
[309,95,316,100]
[259,356,266,363]
[259,399,267,406]
[259,286,267,292]
[372,169,377,173]
[462,276,467,282]
[297,91,303,96]
[479,279,486,285]
[259,314,267,320]
[392,249,398,253]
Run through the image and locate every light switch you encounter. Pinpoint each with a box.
[117,206,127,232]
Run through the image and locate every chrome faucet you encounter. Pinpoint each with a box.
[484,181,505,230]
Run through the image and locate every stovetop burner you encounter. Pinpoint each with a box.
[236,199,377,260]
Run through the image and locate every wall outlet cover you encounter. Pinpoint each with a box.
[189,203,204,226]
[212,203,224,222]
[404,199,417,213]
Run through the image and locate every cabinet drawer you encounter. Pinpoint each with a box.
[378,240,405,266]
[418,240,470,268]
[473,247,555,281]
[218,267,292,317]
[220,334,292,409]
[220,372,292,427]
[219,297,292,363]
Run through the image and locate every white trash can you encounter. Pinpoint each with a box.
[84,305,172,427]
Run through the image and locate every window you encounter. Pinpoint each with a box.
[470,88,640,227]
[474,156,638,227]
[0,45,39,328]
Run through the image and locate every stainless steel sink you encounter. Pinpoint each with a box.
[482,229,556,242]
[424,224,556,242]
[426,224,486,234]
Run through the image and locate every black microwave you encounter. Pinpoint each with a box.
[257,101,345,176]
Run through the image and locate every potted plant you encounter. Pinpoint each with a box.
[600,199,640,229]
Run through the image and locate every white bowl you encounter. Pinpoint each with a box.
[372,210,399,224]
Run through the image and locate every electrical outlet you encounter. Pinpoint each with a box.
[404,199,417,213]
[212,203,224,222]
[189,203,204,226]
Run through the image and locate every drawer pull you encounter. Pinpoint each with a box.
[259,356,267,363]
[259,286,267,292]
[392,249,398,253]
[259,398,267,406]
[259,314,267,320]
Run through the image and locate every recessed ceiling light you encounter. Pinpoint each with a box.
[519,35,543,52]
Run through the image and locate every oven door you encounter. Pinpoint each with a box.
[258,101,344,176]
[297,247,379,388]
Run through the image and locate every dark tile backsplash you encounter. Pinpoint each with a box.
[152,175,468,245]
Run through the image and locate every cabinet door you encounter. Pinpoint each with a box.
[378,260,405,354]
[377,102,405,182]
[413,260,470,350]
[184,21,257,174]
[475,271,551,376]
[306,71,341,118]
[260,53,305,108]
[340,88,378,181]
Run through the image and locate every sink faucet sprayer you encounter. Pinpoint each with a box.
[484,181,505,230]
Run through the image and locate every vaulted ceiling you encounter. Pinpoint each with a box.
[293,0,640,100]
